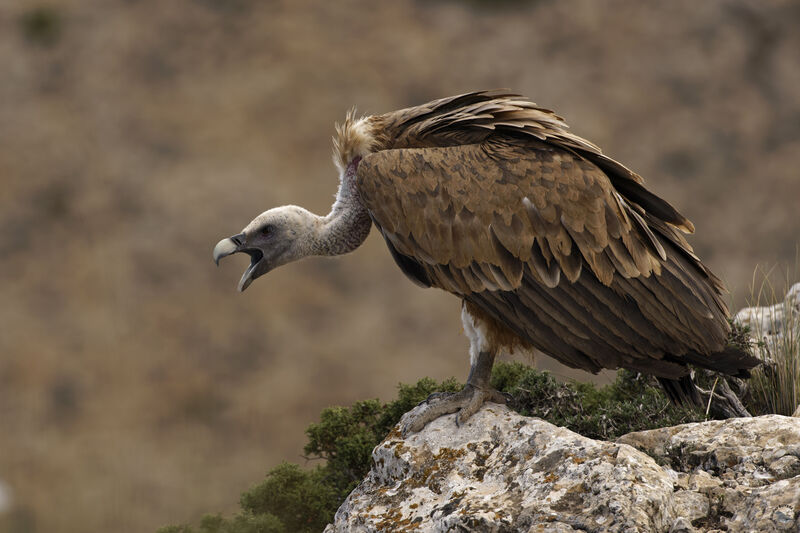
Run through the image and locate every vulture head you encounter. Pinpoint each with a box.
[213,205,318,292]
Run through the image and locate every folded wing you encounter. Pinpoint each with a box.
[357,137,738,377]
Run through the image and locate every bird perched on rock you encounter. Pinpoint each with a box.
[214,91,759,432]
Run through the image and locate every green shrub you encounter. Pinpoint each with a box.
[158,363,704,533]
[158,512,284,533]
[494,362,704,440]
[303,377,461,499]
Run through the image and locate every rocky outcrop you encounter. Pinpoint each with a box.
[325,405,800,532]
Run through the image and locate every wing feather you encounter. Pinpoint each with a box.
[528,240,561,288]
[355,97,750,377]
[357,141,666,289]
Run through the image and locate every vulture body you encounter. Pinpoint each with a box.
[214,91,759,432]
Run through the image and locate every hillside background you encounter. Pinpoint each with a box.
[1,1,799,532]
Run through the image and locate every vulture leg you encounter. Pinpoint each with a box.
[401,350,508,435]
[400,305,510,435]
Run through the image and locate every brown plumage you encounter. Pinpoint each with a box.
[357,91,755,379]
[214,90,760,432]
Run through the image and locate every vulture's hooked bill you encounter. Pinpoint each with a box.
[214,90,759,433]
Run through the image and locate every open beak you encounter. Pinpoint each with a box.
[213,232,265,292]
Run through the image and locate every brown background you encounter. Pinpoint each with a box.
[1,1,799,532]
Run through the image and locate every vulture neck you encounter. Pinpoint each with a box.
[312,159,372,256]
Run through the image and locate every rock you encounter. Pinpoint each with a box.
[672,490,708,523]
[618,415,800,531]
[617,415,800,483]
[326,407,800,532]
[734,281,800,350]
[770,455,800,479]
[669,516,696,533]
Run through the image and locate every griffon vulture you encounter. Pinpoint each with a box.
[214,91,759,432]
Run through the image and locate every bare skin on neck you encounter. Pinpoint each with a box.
[212,157,373,291]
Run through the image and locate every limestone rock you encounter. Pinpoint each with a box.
[619,415,800,531]
[734,282,800,348]
[326,407,800,532]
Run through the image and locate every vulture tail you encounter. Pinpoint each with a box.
[675,346,761,380]
[658,345,760,418]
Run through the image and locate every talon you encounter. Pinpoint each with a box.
[400,383,505,434]
[425,391,450,404]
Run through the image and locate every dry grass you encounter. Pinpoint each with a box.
[743,261,800,416]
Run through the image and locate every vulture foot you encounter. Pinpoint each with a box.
[400,384,510,436]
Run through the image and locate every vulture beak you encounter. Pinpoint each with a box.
[213,232,265,292]
[213,233,244,266]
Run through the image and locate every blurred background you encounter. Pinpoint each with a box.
[1,0,799,531]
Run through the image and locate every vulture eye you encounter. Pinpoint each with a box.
[261,224,275,236]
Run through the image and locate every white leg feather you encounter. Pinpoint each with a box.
[461,303,490,368]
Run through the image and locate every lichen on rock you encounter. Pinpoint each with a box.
[326,406,800,532]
